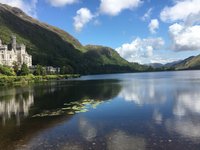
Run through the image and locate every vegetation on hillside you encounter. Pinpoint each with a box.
[173,55,200,70]
[0,4,150,74]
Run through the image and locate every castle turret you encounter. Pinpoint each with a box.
[11,35,16,51]
[0,38,2,46]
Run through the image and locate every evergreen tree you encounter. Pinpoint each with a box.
[19,63,29,76]
[34,65,46,76]
[60,65,74,74]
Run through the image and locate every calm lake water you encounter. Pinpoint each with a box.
[1,71,200,150]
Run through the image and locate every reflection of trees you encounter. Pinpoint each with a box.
[0,80,122,149]
[33,79,122,111]
[0,86,34,125]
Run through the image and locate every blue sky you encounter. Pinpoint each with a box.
[1,0,200,64]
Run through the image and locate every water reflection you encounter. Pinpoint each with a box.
[152,109,163,124]
[32,80,122,111]
[166,88,200,140]
[107,130,146,150]
[119,79,167,105]
[0,87,34,125]
[79,117,97,142]
[1,72,200,149]
[173,90,200,116]
[118,76,200,142]
[0,80,122,149]
[166,118,200,139]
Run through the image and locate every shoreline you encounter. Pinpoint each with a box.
[0,74,81,86]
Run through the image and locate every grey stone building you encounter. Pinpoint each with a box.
[0,36,32,67]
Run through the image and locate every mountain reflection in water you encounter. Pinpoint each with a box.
[0,71,200,150]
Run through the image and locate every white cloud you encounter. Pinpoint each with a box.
[169,23,200,51]
[149,56,178,64]
[116,37,164,64]
[99,0,142,16]
[141,8,152,21]
[73,8,94,32]
[47,0,77,7]
[160,0,200,23]
[148,19,159,33]
[0,0,38,17]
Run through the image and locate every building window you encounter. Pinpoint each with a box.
[10,55,12,59]
[1,54,4,59]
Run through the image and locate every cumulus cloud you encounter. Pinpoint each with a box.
[116,37,164,63]
[169,23,200,51]
[148,19,159,33]
[141,8,152,21]
[47,0,77,7]
[160,0,200,23]
[99,0,142,16]
[0,0,38,17]
[73,8,94,32]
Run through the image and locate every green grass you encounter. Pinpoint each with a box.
[0,74,80,86]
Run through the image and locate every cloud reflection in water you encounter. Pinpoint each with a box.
[119,80,167,106]
[107,130,146,150]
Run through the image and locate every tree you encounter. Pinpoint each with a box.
[60,65,74,74]
[34,65,46,76]
[13,61,20,75]
[19,63,29,76]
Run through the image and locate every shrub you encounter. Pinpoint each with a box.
[0,65,16,76]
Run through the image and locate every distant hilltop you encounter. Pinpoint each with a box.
[0,35,32,67]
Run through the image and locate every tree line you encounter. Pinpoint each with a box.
[0,63,74,76]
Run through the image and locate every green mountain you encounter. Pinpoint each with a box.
[0,3,148,74]
[174,55,200,70]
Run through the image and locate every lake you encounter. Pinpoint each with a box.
[0,70,200,150]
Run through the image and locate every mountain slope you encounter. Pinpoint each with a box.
[0,4,83,68]
[174,55,200,70]
[0,3,146,74]
[164,60,182,68]
[149,63,164,68]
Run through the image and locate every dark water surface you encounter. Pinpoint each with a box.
[0,71,200,150]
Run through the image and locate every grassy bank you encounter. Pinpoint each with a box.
[0,74,81,86]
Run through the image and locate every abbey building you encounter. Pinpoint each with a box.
[0,36,32,67]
